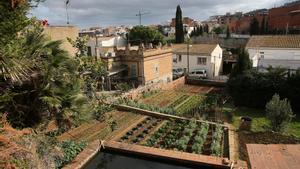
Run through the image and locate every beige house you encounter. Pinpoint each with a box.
[43,26,79,56]
[172,44,223,78]
[101,44,173,87]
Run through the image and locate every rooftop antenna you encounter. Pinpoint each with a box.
[136,10,150,26]
[65,0,70,24]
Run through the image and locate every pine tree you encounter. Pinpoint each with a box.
[175,5,184,43]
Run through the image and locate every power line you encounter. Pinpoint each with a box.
[135,10,150,26]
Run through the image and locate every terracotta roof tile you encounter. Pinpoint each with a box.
[246,35,300,48]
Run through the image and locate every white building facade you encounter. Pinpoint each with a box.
[246,36,300,70]
[172,44,223,78]
[87,36,127,57]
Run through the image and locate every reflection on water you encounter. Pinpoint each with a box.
[83,151,197,169]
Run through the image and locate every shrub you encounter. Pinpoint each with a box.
[266,94,295,132]
[227,68,300,112]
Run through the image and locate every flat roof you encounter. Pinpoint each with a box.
[247,144,300,169]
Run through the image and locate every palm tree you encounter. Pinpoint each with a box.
[1,26,91,128]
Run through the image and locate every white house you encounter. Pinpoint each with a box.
[87,36,127,58]
[246,35,300,70]
[172,44,223,78]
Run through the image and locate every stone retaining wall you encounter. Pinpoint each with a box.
[122,76,185,100]
[186,78,227,87]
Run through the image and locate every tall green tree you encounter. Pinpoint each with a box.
[226,26,231,39]
[128,26,165,46]
[199,26,203,36]
[250,17,259,35]
[204,24,209,34]
[230,48,252,78]
[260,16,266,34]
[175,5,184,43]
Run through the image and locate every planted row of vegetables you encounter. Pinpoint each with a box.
[144,120,225,157]
[174,95,204,116]
[119,117,163,144]
[142,91,183,107]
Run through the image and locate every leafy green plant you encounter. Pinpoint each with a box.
[192,122,209,154]
[56,140,87,168]
[211,125,223,157]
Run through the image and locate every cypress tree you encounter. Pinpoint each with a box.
[230,48,252,78]
[199,26,203,36]
[204,24,209,34]
[226,25,230,39]
[250,17,259,35]
[260,16,266,35]
[265,20,269,34]
[175,5,184,43]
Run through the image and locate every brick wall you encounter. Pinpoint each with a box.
[269,4,300,31]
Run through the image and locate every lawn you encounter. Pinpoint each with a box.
[223,104,300,138]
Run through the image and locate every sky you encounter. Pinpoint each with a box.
[30,0,287,28]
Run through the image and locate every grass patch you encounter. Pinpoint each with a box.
[223,104,300,138]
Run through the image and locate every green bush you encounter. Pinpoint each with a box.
[227,68,300,112]
[266,94,295,132]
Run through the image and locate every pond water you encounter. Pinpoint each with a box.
[83,150,215,169]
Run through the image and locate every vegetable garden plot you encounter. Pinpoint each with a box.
[118,117,164,144]
[174,85,214,94]
[141,91,186,107]
[144,120,226,157]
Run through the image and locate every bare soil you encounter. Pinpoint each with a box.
[238,131,300,161]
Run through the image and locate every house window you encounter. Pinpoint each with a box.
[178,55,182,62]
[87,46,92,56]
[197,57,207,65]
[154,64,159,74]
[130,64,137,77]
[260,52,264,59]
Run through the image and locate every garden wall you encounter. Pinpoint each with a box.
[186,78,227,87]
[115,105,227,127]
[123,76,185,100]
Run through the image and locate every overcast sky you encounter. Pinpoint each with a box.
[30,0,287,28]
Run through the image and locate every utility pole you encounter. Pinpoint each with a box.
[65,0,70,25]
[136,10,150,26]
[187,39,192,73]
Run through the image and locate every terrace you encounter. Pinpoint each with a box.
[61,82,248,169]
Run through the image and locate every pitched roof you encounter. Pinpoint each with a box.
[172,44,218,55]
[246,35,300,48]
